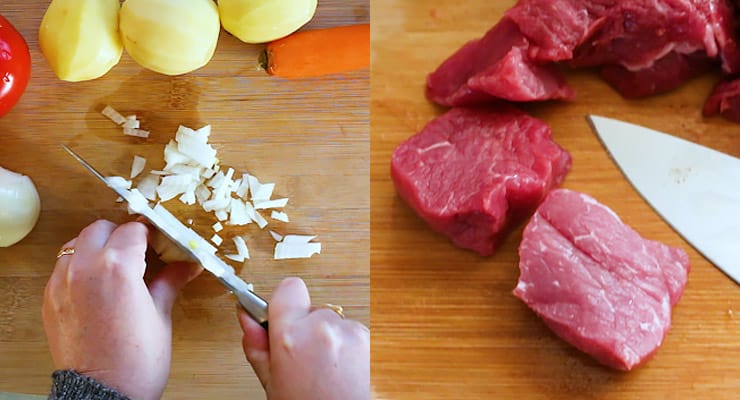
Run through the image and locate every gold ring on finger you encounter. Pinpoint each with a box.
[318,303,345,319]
[56,247,75,258]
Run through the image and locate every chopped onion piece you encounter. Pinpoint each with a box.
[224,168,235,182]
[213,222,223,232]
[130,155,147,179]
[271,211,289,222]
[207,171,225,188]
[167,164,202,179]
[282,235,317,244]
[274,242,321,260]
[254,198,289,210]
[136,174,160,201]
[201,167,217,179]
[123,127,150,138]
[244,202,268,228]
[253,210,268,229]
[176,126,217,167]
[247,174,275,201]
[229,199,251,226]
[233,236,250,260]
[164,141,191,169]
[157,174,193,202]
[150,170,172,176]
[236,174,250,198]
[179,189,196,205]
[202,197,231,212]
[269,230,284,242]
[195,184,211,205]
[102,105,127,125]
[215,210,228,221]
[211,234,223,246]
[196,125,212,138]
[186,218,194,225]
[247,174,275,200]
[123,119,141,129]
[106,176,132,190]
[224,254,245,263]
[125,188,151,215]
[211,172,234,200]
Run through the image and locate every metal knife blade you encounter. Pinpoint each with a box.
[587,115,740,285]
[63,145,269,328]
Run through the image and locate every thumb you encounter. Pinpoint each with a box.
[238,308,271,390]
[149,262,203,316]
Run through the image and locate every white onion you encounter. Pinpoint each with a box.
[130,155,147,179]
[271,211,289,222]
[0,166,41,247]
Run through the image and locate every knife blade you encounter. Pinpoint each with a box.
[62,145,269,328]
[587,115,740,285]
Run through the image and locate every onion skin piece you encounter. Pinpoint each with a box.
[0,166,41,247]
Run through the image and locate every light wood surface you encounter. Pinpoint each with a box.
[0,1,369,398]
[371,1,740,398]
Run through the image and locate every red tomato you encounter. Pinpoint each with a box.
[0,14,30,118]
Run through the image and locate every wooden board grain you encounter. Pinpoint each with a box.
[0,1,369,398]
[371,1,740,399]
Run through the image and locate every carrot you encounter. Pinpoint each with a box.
[261,24,370,79]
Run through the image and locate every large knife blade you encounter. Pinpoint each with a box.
[63,145,269,328]
[587,115,740,285]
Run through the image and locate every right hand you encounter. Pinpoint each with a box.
[237,277,370,400]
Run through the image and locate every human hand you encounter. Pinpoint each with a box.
[238,278,370,400]
[43,220,202,400]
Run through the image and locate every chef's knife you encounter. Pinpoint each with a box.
[587,115,740,285]
[62,145,269,329]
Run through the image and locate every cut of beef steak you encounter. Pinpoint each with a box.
[426,0,740,105]
[515,189,690,371]
[391,107,571,256]
[426,18,575,107]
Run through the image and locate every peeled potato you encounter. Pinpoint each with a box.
[218,0,318,44]
[120,0,220,75]
[39,0,123,82]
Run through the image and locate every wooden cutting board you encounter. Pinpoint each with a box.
[0,1,368,398]
[371,1,740,398]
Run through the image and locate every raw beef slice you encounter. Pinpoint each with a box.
[390,107,572,256]
[427,0,740,105]
[514,189,690,371]
[703,78,740,122]
[426,18,575,107]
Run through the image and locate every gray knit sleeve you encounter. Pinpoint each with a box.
[48,371,131,400]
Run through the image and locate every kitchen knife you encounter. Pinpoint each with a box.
[62,145,269,329]
[587,115,740,285]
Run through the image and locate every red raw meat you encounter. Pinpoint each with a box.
[426,0,740,105]
[694,0,740,74]
[600,52,717,98]
[390,107,572,256]
[515,189,690,371]
[704,79,740,122]
[571,0,715,70]
[426,18,575,107]
[505,0,591,62]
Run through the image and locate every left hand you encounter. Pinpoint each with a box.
[42,220,202,400]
